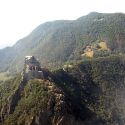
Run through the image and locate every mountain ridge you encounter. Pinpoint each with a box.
[1,12,125,73]
[1,54,125,124]
[1,12,125,125]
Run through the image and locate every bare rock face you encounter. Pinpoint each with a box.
[24,56,43,80]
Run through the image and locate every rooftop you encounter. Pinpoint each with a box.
[25,56,34,60]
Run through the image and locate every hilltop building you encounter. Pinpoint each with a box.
[23,56,43,80]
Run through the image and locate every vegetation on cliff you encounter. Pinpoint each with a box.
[0,55,125,124]
[1,12,125,125]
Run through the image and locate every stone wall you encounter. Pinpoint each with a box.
[24,56,44,80]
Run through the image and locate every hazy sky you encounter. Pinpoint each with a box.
[0,0,125,49]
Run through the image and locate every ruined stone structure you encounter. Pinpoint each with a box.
[24,56,43,80]
[0,56,44,122]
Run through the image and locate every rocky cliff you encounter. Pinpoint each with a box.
[0,56,45,123]
[1,55,125,125]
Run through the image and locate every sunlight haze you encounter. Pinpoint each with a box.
[0,0,125,49]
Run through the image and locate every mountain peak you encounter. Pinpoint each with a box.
[88,12,101,15]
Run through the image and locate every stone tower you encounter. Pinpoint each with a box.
[23,56,43,80]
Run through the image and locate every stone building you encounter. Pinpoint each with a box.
[23,56,43,80]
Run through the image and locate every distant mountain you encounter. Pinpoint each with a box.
[1,12,125,73]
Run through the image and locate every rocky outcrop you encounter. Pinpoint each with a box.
[2,55,124,125]
[1,56,45,123]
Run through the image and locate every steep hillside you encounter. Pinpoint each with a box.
[1,55,125,125]
[1,12,125,73]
